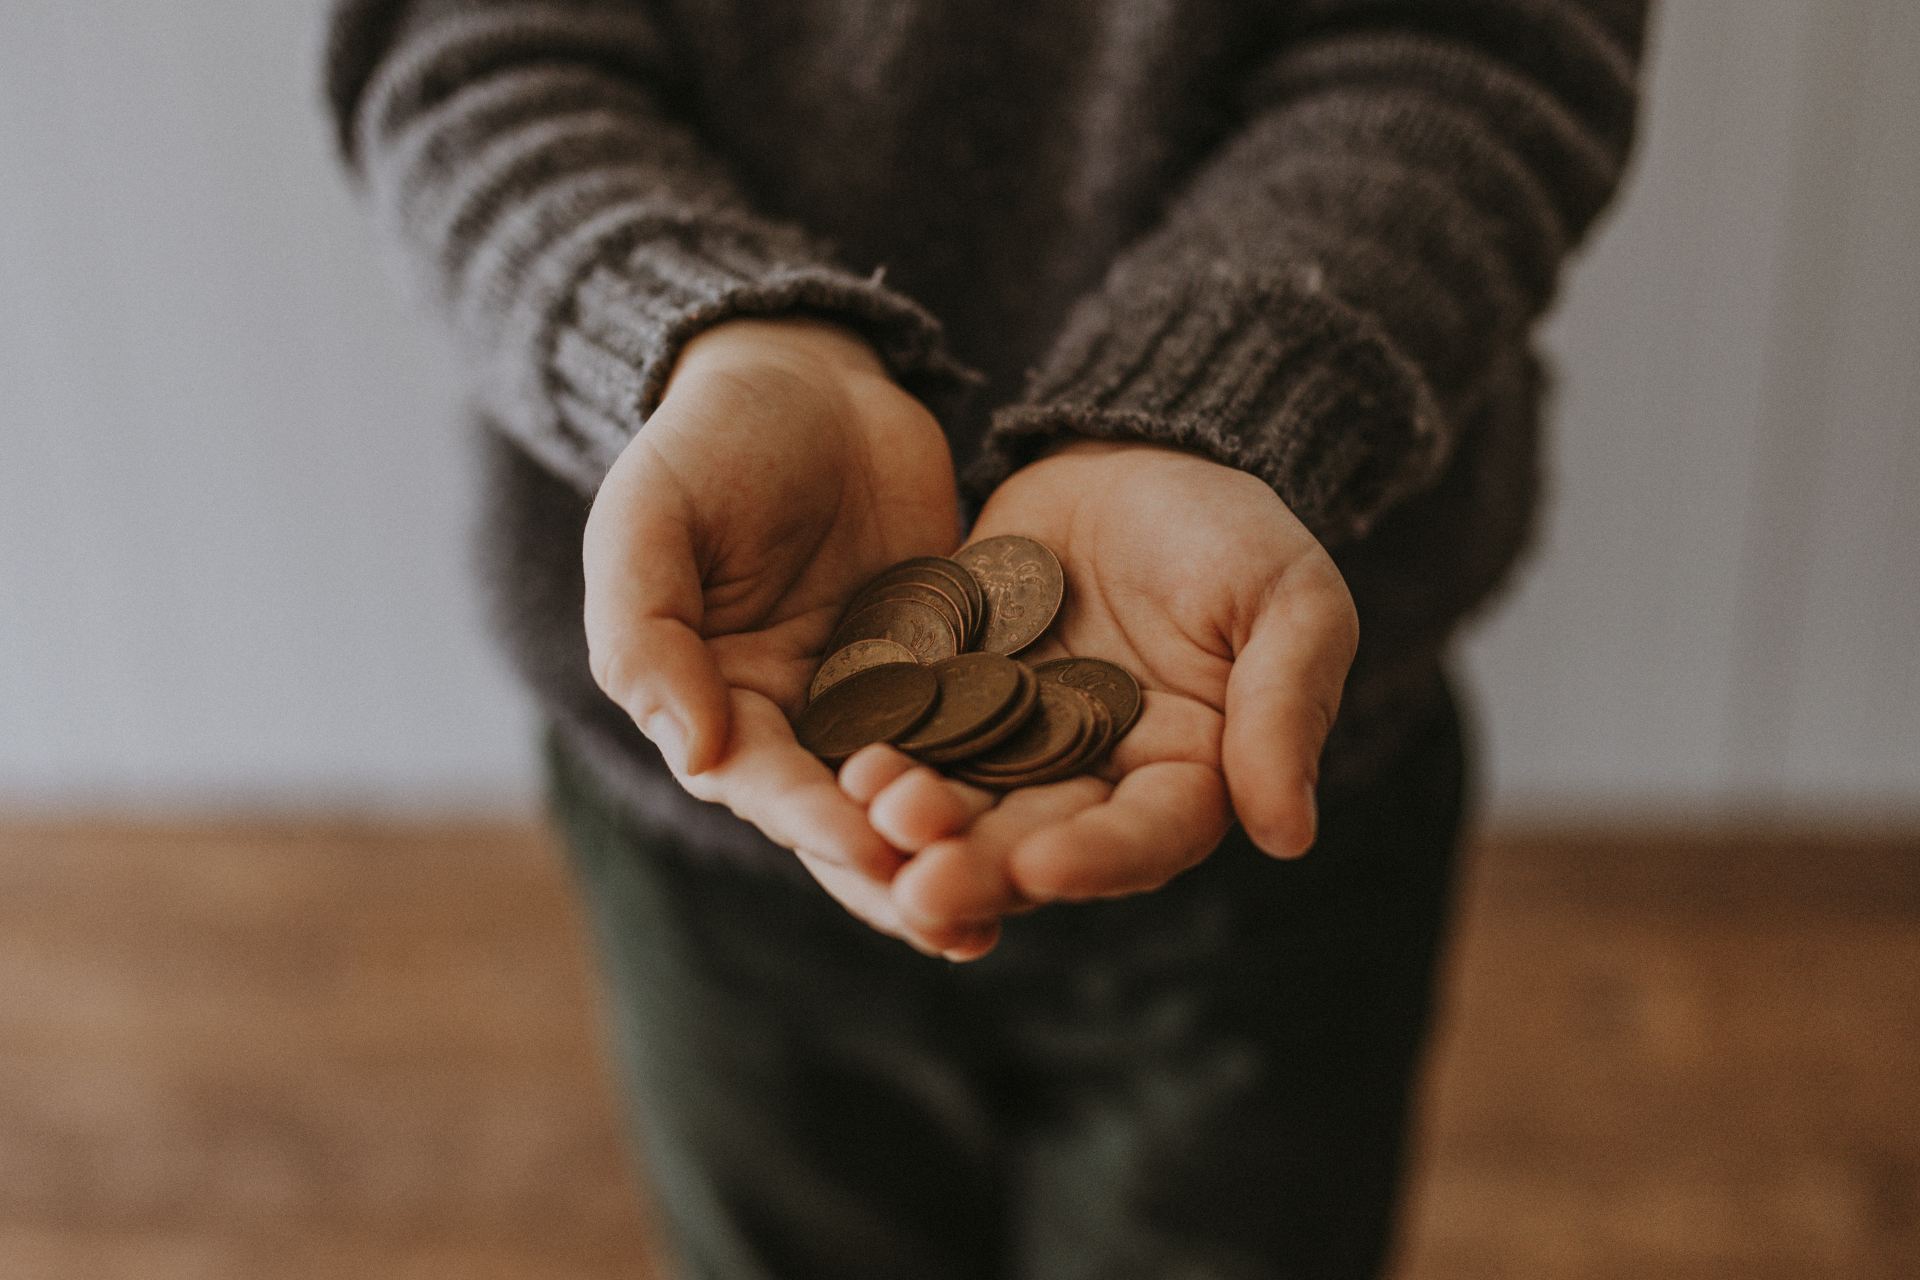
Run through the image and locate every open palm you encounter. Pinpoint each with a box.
[583,319,963,941]
[839,441,1358,957]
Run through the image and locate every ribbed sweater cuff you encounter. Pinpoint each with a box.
[973,263,1445,544]
[545,226,979,486]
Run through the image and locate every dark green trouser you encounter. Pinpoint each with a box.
[551,689,1467,1280]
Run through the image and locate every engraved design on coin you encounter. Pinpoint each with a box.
[847,558,980,642]
[831,599,958,665]
[880,581,968,641]
[1033,657,1142,740]
[808,638,918,702]
[953,535,1063,656]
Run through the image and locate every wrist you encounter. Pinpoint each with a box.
[1013,436,1237,483]
[666,316,889,397]
[1029,438,1176,465]
[993,434,1287,527]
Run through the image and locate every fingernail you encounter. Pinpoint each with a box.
[1298,781,1319,854]
[645,712,688,772]
[942,926,999,963]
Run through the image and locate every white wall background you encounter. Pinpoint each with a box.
[2,2,1915,820]
[1461,1,1920,816]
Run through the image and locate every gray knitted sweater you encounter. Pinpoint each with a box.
[327,0,1647,865]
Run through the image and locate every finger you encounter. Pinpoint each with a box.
[799,854,914,944]
[583,440,731,774]
[939,923,1002,964]
[802,853,999,960]
[868,767,995,852]
[892,778,1105,929]
[1223,564,1358,858]
[1007,761,1230,903]
[678,691,901,880]
[837,743,920,804]
[841,746,996,852]
[893,839,1022,933]
[903,905,1004,958]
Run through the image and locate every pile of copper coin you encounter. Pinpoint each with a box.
[793,536,1143,789]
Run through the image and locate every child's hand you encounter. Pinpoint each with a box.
[841,440,1358,959]
[583,317,978,950]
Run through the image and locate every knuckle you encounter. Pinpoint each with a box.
[585,640,616,694]
[1007,847,1089,904]
[1304,692,1339,749]
[676,767,723,804]
[1331,598,1360,664]
[586,641,644,706]
[896,882,958,934]
[892,871,937,921]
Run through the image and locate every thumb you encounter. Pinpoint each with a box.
[583,440,732,775]
[1222,559,1358,858]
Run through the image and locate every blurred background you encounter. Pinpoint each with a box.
[1,3,1915,1278]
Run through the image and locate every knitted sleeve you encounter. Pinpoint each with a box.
[974,0,1650,546]
[324,0,975,493]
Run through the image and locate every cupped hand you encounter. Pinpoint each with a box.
[844,440,1359,957]
[583,317,987,952]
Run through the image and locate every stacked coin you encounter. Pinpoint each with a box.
[793,536,1144,789]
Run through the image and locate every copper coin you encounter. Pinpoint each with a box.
[1039,690,1114,782]
[867,580,969,647]
[918,662,1039,765]
[795,662,938,764]
[1032,657,1142,740]
[849,558,983,646]
[953,535,1064,656]
[905,557,987,646]
[922,558,988,647]
[968,691,1111,788]
[895,653,1025,756]
[808,638,918,702]
[952,680,1088,779]
[829,598,958,665]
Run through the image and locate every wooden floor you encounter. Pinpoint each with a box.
[0,817,1913,1279]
